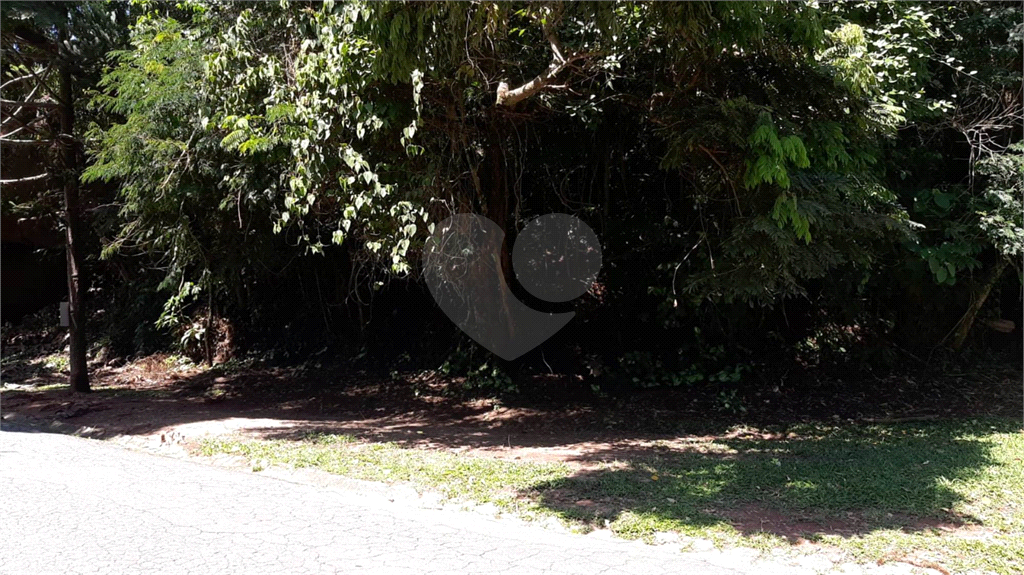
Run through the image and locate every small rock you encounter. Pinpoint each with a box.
[652,532,678,545]
[542,516,563,530]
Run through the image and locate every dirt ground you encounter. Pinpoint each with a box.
[2,345,1020,575]
[3,349,1020,469]
[1,357,752,467]
[4,300,1019,458]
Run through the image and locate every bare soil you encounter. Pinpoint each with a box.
[2,349,1019,470]
[2,309,1020,564]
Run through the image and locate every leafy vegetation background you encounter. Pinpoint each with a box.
[3,0,1021,402]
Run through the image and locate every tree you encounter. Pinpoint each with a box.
[77,1,1021,381]
[2,1,128,391]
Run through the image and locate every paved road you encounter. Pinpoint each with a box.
[0,430,745,575]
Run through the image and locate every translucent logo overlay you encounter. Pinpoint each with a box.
[423,213,602,360]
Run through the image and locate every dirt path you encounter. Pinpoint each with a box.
[4,357,1018,469]
[0,359,773,469]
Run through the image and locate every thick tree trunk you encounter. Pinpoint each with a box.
[58,55,89,392]
[950,258,1008,351]
[482,124,523,383]
[484,127,515,335]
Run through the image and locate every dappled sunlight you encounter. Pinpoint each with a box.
[185,417,1022,573]
[523,420,1021,544]
[4,354,1020,574]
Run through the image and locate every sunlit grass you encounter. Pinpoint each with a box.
[199,432,571,513]
[197,419,1023,574]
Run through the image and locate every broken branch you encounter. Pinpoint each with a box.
[495,4,594,107]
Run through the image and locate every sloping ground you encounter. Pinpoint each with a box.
[2,351,1021,574]
[2,351,1019,464]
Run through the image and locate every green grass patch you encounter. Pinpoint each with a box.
[198,432,571,514]
[197,419,1023,574]
[41,353,70,372]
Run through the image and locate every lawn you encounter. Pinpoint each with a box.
[198,417,1024,574]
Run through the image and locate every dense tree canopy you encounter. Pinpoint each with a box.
[3,1,1021,394]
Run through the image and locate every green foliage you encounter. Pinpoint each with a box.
[975,143,1024,260]
[606,326,751,397]
[438,344,516,396]
[204,2,428,266]
[55,0,1024,370]
[744,115,811,191]
[82,12,225,329]
[902,142,1022,289]
[83,3,433,334]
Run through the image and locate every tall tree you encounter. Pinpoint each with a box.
[2,1,128,391]
[79,1,1021,376]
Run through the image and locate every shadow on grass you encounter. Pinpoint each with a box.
[520,419,1018,541]
[4,356,1020,547]
[0,349,67,387]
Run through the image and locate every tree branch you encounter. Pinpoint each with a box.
[0,74,36,91]
[0,79,45,124]
[495,3,593,107]
[545,17,567,65]
[5,51,65,108]
[699,145,742,216]
[0,172,49,184]
[0,113,47,134]
[0,137,52,145]
[0,98,60,109]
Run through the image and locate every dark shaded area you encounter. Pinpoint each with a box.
[2,346,1018,444]
[1,2,1021,436]
[0,243,66,323]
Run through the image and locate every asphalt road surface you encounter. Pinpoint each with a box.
[0,429,751,575]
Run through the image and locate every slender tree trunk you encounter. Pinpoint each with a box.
[204,290,214,366]
[482,123,523,384]
[950,258,1008,351]
[58,49,89,392]
[602,138,611,218]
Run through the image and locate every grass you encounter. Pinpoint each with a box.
[197,418,1024,574]
[198,432,572,513]
[41,353,70,372]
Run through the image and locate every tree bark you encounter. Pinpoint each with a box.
[950,258,1008,351]
[484,125,516,339]
[58,44,90,392]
